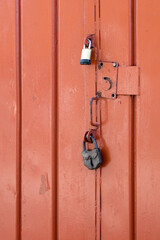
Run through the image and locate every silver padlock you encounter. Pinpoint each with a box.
[80,39,92,65]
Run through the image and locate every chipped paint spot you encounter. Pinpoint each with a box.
[7,184,16,197]
[117,97,122,104]
[39,173,50,195]
[69,88,78,94]
[13,101,17,116]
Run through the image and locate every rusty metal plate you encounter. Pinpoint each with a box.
[98,62,140,98]
[98,61,118,99]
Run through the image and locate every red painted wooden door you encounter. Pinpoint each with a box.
[0,0,160,240]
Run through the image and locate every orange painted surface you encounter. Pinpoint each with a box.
[0,0,160,240]
[58,0,96,239]
[0,1,18,239]
[21,0,54,239]
[97,0,133,239]
[117,66,139,95]
[136,1,160,239]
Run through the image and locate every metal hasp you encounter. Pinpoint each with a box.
[98,62,118,99]
[84,96,100,143]
[98,61,140,98]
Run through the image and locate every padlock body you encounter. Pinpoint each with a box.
[82,148,102,170]
[80,48,92,65]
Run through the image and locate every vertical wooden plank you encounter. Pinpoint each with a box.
[52,0,58,239]
[101,98,131,240]
[21,0,54,239]
[0,1,18,239]
[100,0,130,64]
[99,0,133,239]
[58,0,96,239]
[136,1,160,239]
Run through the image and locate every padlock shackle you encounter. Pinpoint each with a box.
[90,135,99,149]
[88,39,91,49]
[83,135,99,151]
[84,34,95,48]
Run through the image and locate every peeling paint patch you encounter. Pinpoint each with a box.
[39,173,50,195]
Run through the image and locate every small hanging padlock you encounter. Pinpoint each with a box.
[82,135,102,170]
[80,39,92,65]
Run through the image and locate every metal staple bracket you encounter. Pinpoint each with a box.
[98,61,140,99]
